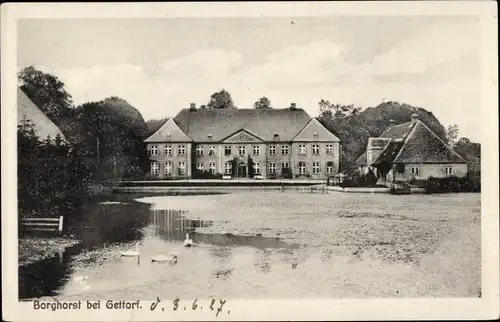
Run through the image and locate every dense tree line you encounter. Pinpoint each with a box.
[17,66,151,219]
[317,99,480,173]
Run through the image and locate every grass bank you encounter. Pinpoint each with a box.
[18,237,81,267]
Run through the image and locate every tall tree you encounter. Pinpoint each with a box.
[18,66,74,117]
[253,96,272,109]
[207,89,237,109]
[446,124,460,147]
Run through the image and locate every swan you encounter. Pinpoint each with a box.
[183,233,193,247]
[120,242,140,257]
[151,252,178,264]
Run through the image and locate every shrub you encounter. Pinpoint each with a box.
[339,174,385,188]
[425,176,480,193]
[193,170,223,180]
[365,170,378,185]
[281,167,293,179]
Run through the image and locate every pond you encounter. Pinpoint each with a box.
[19,191,481,300]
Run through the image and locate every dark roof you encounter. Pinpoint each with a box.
[372,140,406,164]
[378,121,416,140]
[391,121,467,163]
[371,120,467,165]
[358,119,467,166]
[173,108,312,142]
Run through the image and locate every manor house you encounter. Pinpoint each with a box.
[145,103,340,179]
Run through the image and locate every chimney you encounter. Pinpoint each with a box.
[189,103,196,111]
[411,113,419,123]
[290,102,297,110]
[388,119,395,126]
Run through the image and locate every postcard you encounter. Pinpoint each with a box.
[1,1,498,321]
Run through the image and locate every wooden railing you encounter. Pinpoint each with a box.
[20,216,64,235]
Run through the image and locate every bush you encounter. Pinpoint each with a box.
[193,170,223,180]
[425,175,480,193]
[339,174,385,188]
[281,167,293,179]
[365,170,378,185]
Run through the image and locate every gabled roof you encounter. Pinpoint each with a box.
[292,118,340,142]
[389,120,467,164]
[222,128,264,143]
[370,120,467,165]
[17,88,69,143]
[356,151,368,166]
[378,121,416,140]
[144,118,192,143]
[173,108,311,142]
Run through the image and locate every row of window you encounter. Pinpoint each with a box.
[151,161,187,175]
[150,145,187,156]
[410,166,454,176]
[151,161,336,175]
[149,144,336,156]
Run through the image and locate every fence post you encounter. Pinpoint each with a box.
[58,216,64,235]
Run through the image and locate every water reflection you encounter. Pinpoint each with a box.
[148,208,299,250]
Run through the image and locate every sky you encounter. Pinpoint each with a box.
[18,16,481,141]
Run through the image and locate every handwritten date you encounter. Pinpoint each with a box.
[150,297,228,316]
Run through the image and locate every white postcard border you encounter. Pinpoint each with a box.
[1,2,498,321]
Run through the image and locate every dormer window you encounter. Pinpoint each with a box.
[273,133,279,140]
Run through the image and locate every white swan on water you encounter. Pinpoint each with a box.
[183,233,193,247]
[151,252,178,264]
[120,242,140,257]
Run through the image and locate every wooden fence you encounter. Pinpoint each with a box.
[20,216,64,235]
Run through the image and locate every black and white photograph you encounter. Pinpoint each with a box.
[2,2,498,321]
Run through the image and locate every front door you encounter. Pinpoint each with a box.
[237,163,247,178]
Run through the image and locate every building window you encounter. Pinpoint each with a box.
[224,145,232,156]
[312,144,320,155]
[445,166,453,175]
[281,145,289,155]
[209,162,216,174]
[239,145,246,155]
[269,162,276,174]
[325,144,333,155]
[269,145,276,155]
[178,161,186,175]
[151,161,159,174]
[298,144,307,155]
[196,146,204,156]
[209,146,216,156]
[298,161,306,174]
[178,145,186,156]
[313,132,318,140]
[253,162,260,175]
[165,145,172,156]
[150,145,158,156]
[165,161,173,175]
[282,162,290,170]
[196,162,203,172]
[312,162,320,174]
[224,162,232,175]
[410,167,420,176]
[326,161,334,174]
[208,134,212,141]
[252,145,260,155]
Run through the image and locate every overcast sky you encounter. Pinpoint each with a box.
[18,16,481,141]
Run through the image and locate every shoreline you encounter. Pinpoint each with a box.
[18,236,81,267]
